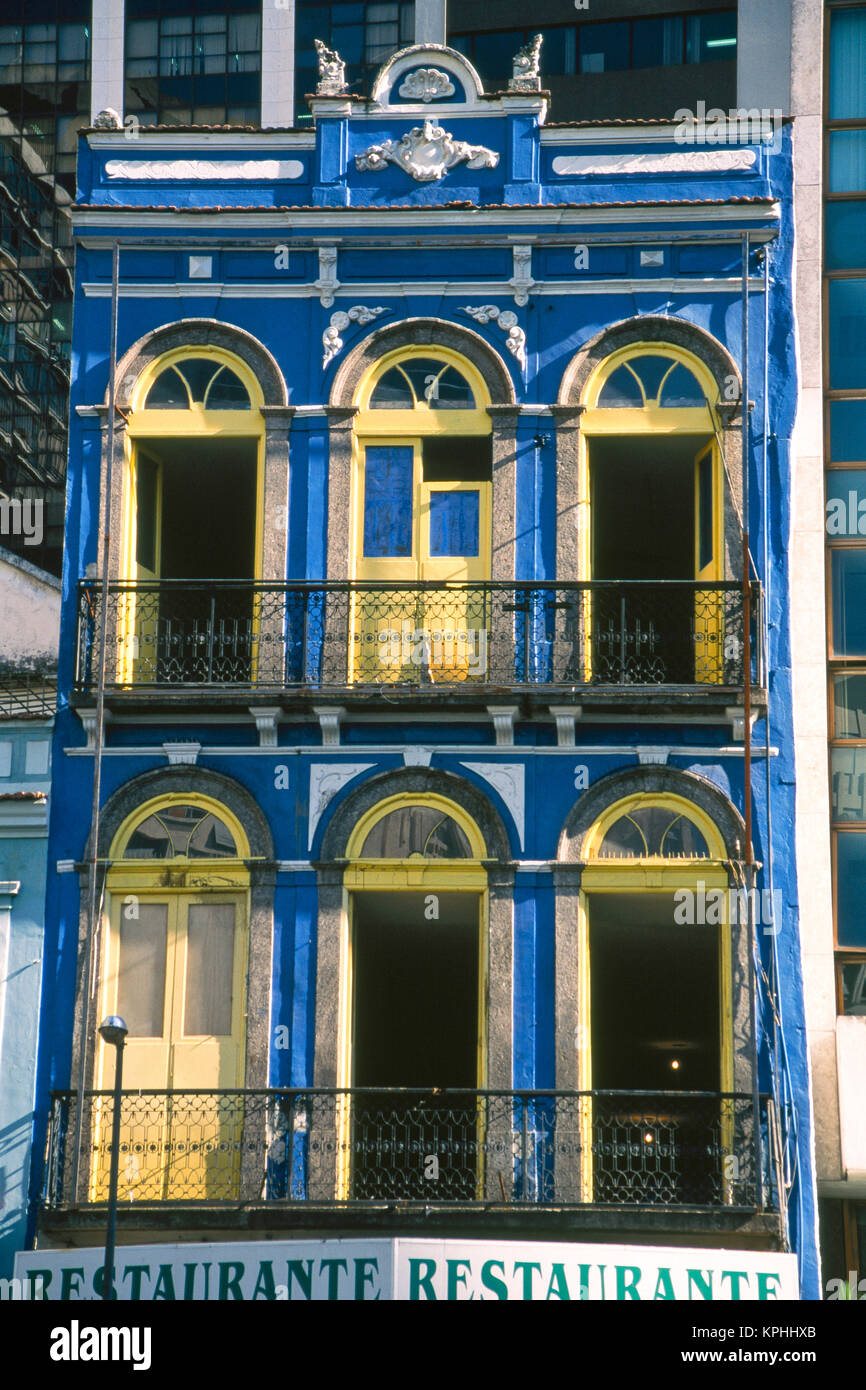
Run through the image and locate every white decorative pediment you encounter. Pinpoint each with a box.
[460,761,525,849]
[398,68,455,102]
[551,151,757,177]
[461,305,526,371]
[105,158,304,180]
[308,763,375,850]
[355,120,498,182]
[323,305,389,368]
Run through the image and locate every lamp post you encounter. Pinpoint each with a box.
[98,1015,128,1301]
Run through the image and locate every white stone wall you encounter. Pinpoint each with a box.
[0,550,60,671]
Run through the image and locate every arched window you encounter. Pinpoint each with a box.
[580,344,725,686]
[144,358,251,410]
[359,804,473,858]
[95,795,251,1202]
[596,353,708,409]
[122,802,239,859]
[341,789,488,1200]
[596,805,711,859]
[352,348,493,685]
[120,347,265,685]
[368,357,476,410]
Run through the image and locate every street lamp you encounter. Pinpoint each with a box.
[98,1015,128,1301]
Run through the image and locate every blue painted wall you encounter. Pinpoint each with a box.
[29,59,820,1297]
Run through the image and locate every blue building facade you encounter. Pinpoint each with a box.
[23,41,820,1300]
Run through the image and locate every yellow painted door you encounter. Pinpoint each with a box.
[352,442,490,683]
[419,477,490,683]
[693,441,722,683]
[93,893,246,1201]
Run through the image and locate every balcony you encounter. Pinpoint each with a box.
[41,1088,782,1242]
[73,579,763,715]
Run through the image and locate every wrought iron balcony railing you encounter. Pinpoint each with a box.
[43,1088,777,1212]
[74,579,762,694]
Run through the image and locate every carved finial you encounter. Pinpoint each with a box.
[509,34,543,91]
[314,38,347,95]
[92,107,121,129]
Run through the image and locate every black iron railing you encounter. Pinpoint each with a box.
[43,1088,776,1211]
[74,579,761,692]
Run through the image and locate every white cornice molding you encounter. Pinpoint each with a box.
[73,203,780,231]
[81,276,767,299]
[88,131,316,150]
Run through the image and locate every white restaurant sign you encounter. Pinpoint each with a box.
[15,1239,798,1301]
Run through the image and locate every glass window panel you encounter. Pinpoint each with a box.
[599,807,710,858]
[125,814,173,858]
[632,16,683,68]
[840,959,866,1015]
[598,814,647,857]
[536,27,573,77]
[196,15,227,35]
[162,17,193,38]
[395,357,443,403]
[188,812,238,858]
[830,8,866,120]
[829,278,866,389]
[204,364,250,408]
[228,13,260,52]
[470,31,522,84]
[579,21,629,74]
[184,903,235,1035]
[126,20,158,59]
[833,549,866,654]
[332,23,364,64]
[686,11,737,64]
[0,28,23,45]
[832,745,866,819]
[429,365,475,410]
[361,806,473,857]
[117,903,167,1037]
[598,364,643,407]
[145,364,189,407]
[363,445,413,557]
[826,469,866,536]
[837,833,866,945]
[659,361,707,407]
[629,355,677,401]
[429,489,480,557]
[831,401,866,462]
[834,673,866,738]
[829,131,866,193]
[826,202,866,271]
[58,23,88,63]
[175,357,219,401]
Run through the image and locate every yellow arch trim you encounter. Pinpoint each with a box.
[582,342,720,414]
[109,790,252,863]
[346,790,487,861]
[583,791,728,862]
[355,343,493,419]
[129,344,266,415]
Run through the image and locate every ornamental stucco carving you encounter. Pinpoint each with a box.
[461,305,526,370]
[397,68,456,102]
[355,120,499,182]
[509,34,543,91]
[460,762,525,849]
[322,306,389,368]
[308,763,374,849]
[314,39,347,95]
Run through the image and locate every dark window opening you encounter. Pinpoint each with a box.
[422,435,492,481]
